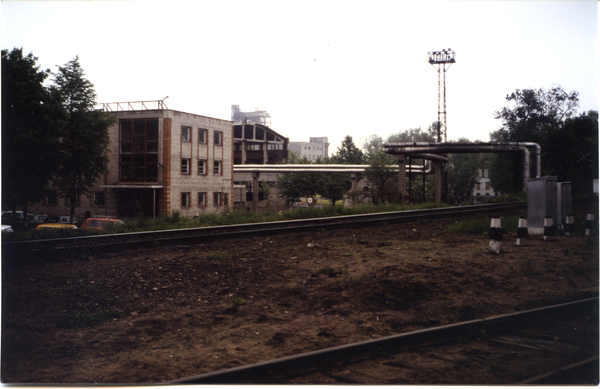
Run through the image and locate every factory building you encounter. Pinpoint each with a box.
[288,137,329,161]
[29,102,234,219]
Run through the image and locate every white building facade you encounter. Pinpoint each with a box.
[288,137,329,161]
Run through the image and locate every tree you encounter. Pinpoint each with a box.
[543,110,598,196]
[446,138,493,204]
[332,135,364,164]
[494,85,579,143]
[52,56,116,222]
[1,48,61,226]
[363,150,398,204]
[490,84,593,195]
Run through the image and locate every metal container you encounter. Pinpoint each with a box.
[527,176,557,234]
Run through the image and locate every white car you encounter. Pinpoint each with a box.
[1,225,14,233]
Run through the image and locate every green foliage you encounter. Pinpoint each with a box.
[53,56,117,221]
[491,84,595,195]
[445,215,520,235]
[1,48,61,218]
[363,151,398,204]
[56,311,124,329]
[446,139,495,204]
[332,135,364,164]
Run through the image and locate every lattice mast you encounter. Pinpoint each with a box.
[428,49,455,142]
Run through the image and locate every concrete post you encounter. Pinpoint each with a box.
[351,172,358,206]
[252,171,260,212]
[242,140,247,164]
[397,154,406,205]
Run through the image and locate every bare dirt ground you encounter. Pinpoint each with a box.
[2,208,599,384]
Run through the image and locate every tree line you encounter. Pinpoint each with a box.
[2,48,116,224]
[278,85,598,205]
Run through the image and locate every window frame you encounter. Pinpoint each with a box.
[181,158,191,175]
[214,131,223,146]
[213,160,222,175]
[198,159,207,175]
[198,128,207,144]
[198,191,207,207]
[181,125,191,142]
[181,192,191,208]
[213,192,222,206]
[93,191,106,207]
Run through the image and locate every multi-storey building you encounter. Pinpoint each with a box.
[288,137,329,161]
[472,166,496,201]
[29,103,233,219]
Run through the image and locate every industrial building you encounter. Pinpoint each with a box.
[288,137,329,161]
[29,101,234,219]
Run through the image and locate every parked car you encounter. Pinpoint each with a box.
[81,216,124,230]
[1,211,23,225]
[1,225,14,233]
[44,215,81,227]
[35,223,77,230]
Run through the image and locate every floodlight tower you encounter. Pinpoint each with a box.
[428,49,455,142]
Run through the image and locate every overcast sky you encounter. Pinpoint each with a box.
[2,0,597,154]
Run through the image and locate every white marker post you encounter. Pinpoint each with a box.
[564,214,574,237]
[585,213,595,236]
[543,216,555,241]
[489,216,503,254]
[516,217,528,246]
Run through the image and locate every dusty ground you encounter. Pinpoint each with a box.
[2,209,599,384]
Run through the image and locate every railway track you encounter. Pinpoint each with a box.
[4,202,526,260]
[170,298,599,385]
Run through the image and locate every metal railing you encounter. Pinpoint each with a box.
[100,100,168,112]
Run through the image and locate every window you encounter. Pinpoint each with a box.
[485,182,490,190]
[484,169,489,178]
[214,160,222,175]
[198,159,207,175]
[181,126,191,142]
[181,192,191,207]
[181,158,191,174]
[214,192,222,206]
[214,131,222,145]
[46,190,58,205]
[198,128,207,144]
[475,183,481,191]
[198,192,207,207]
[94,191,105,206]
[119,119,159,182]
[478,169,482,177]
[66,194,80,206]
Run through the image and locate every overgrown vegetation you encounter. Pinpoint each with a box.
[5,202,445,241]
[445,215,521,235]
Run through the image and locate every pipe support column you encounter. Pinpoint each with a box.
[397,154,407,205]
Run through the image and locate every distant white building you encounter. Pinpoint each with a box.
[472,166,496,201]
[288,137,329,161]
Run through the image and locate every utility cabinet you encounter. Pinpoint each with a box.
[527,176,557,234]
[557,181,572,226]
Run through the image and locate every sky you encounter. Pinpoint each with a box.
[2,0,598,154]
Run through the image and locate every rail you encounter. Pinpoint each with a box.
[170,297,599,384]
[3,202,526,257]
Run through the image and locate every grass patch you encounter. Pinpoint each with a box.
[445,215,520,235]
[230,296,245,306]
[55,311,124,329]
[208,253,229,261]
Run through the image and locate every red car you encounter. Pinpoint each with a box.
[81,216,124,230]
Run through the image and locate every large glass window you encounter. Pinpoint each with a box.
[119,119,159,182]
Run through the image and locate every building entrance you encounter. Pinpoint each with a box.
[114,188,160,218]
